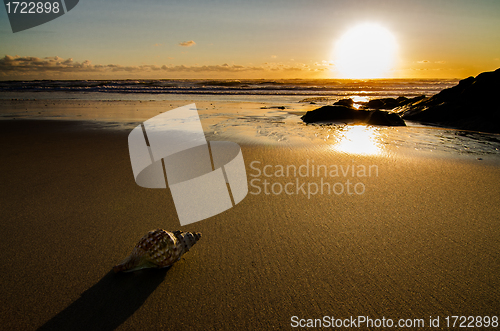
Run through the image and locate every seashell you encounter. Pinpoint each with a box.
[113,229,202,273]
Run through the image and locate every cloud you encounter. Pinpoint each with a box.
[0,55,329,78]
[416,60,446,64]
[0,55,93,73]
[178,40,196,47]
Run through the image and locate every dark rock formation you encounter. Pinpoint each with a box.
[367,110,407,126]
[301,105,406,126]
[301,106,364,123]
[397,68,500,133]
[360,95,426,110]
[333,98,354,107]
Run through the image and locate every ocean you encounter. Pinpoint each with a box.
[1,79,499,159]
[0,78,457,101]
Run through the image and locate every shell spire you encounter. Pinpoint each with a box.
[113,229,202,273]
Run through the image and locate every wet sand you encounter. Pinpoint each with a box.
[0,102,499,330]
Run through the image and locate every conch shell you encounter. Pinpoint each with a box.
[113,229,202,273]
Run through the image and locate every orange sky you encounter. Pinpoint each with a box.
[1,0,499,80]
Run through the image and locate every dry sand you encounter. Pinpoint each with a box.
[0,100,499,330]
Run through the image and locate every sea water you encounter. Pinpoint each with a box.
[1,79,499,159]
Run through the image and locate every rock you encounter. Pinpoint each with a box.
[361,98,397,110]
[366,110,406,126]
[397,68,500,133]
[333,98,354,107]
[301,105,406,126]
[301,106,365,123]
[260,106,287,110]
[360,95,426,110]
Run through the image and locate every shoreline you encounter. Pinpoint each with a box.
[1,98,499,164]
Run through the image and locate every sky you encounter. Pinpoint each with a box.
[1,0,499,80]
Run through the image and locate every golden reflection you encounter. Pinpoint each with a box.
[351,95,369,109]
[351,96,369,103]
[333,125,381,155]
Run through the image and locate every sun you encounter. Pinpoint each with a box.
[333,23,397,79]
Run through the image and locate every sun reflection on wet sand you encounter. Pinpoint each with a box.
[333,125,382,155]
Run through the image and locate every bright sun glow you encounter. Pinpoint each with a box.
[334,23,397,79]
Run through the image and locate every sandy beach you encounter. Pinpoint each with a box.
[1,100,499,330]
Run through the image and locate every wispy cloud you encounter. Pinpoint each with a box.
[178,40,196,47]
[417,60,446,64]
[0,55,329,78]
[0,55,93,73]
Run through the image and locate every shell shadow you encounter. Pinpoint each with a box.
[37,267,170,331]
